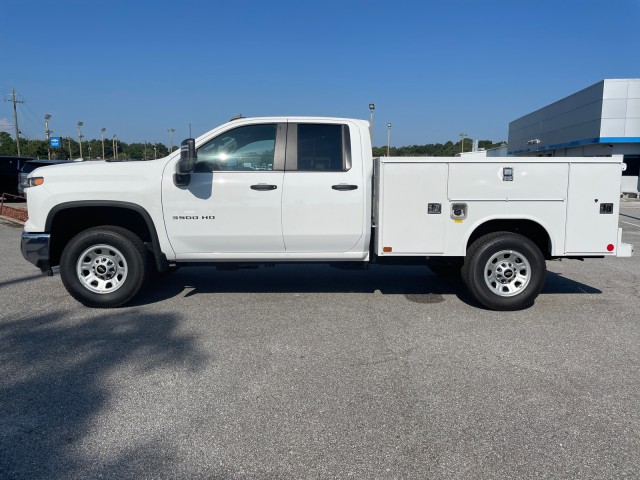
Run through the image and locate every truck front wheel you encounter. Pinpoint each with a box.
[462,232,546,311]
[60,226,150,308]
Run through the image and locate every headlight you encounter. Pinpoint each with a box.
[27,176,44,187]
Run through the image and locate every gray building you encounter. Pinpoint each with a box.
[508,79,640,194]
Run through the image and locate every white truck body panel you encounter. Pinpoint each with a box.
[23,159,176,257]
[565,162,621,254]
[377,162,448,254]
[376,156,629,257]
[162,171,286,254]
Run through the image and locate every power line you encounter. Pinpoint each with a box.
[23,101,45,134]
[16,103,39,140]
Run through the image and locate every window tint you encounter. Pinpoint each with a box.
[196,124,277,172]
[297,124,348,171]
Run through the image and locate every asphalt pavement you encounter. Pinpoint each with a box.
[0,203,639,479]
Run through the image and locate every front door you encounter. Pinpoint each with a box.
[162,123,287,255]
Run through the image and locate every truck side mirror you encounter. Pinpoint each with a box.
[177,138,197,173]
[174,138,196,186]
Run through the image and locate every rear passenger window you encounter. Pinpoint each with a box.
[297,124,351,172]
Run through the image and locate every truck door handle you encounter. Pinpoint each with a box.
[250,184,278,191]
[332,184,358,191]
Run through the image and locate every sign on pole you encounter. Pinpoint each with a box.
[50,137,61,148]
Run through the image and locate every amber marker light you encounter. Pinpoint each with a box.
[28,177,44,187]
[383,246,393,252]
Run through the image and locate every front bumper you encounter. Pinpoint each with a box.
[21,232,53,275]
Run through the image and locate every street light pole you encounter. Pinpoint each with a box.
[101,128,106,159]
[112,134,117,160]
[168,128,175,152]
[45,114,52,160]
[387,123,392,156]
[77,121,84,159]
[368,103,375,141]
[459,132,467,153]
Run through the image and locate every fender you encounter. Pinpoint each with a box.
[462,215,556,257]
[45,200,169,271]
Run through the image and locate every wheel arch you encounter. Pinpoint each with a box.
[465,218,553,258]
[46,201,168,271]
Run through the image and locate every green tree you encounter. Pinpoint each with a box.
[373,138,506,157]
[0,132,17,155]
[21,140,48,158]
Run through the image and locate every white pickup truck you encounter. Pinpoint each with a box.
[20,116,633,310]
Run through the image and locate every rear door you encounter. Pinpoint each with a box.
[281,122,364,252]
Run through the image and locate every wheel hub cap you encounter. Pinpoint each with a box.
[484,250,531,297]
[76,244,128,294]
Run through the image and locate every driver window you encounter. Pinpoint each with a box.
[196,124,277,172]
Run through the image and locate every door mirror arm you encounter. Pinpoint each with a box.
[173,172,191,186]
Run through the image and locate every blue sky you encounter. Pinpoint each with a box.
[2,0,639,147]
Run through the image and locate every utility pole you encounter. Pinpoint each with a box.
[368,103,375,141]
[101,128,106,159]
[68,138,73,159]
[387,122,392,157]
[77,122,84,159]
[168,128,175,152]
[45,114,52,159]
[4,89,24,155]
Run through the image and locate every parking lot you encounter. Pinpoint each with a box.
[1,202,639,478]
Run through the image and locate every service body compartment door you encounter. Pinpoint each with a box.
[378,162,448,254]
[565,163,621,254]
[448,162,568,201]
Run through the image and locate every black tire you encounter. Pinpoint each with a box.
[462,232,546,311]
[60,226,150,308]
[426,257,464,279]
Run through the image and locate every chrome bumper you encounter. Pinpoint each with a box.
[21,232,53,275]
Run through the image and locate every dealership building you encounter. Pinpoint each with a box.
[507,78,640,194]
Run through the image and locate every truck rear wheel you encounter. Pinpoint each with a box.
[60,226,150,308]
[462,232,546,311]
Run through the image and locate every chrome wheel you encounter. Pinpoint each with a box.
[483,249,531,297]
[76,244,128,294]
